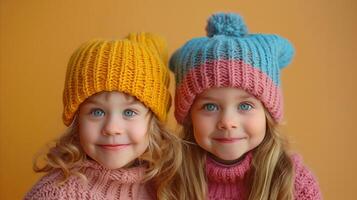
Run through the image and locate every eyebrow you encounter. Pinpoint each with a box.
[84,97,143,107]
[197,94,255,101]
[121,96,142,106]
[123,101,144,107]
[84,99,104,106]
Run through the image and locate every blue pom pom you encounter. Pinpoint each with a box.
[206,13,248,37]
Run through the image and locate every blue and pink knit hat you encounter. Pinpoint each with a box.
[169,13,294,124]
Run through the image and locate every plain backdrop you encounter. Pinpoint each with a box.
[1,0,356,199]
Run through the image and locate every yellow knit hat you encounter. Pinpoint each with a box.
[62,32,171,126]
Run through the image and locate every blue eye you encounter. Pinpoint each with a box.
[239,103,253,111]
[123,109,136,117]
[203,103,218,112]
[90,108,105,117]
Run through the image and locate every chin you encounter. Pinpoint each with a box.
[220,155,242,161]
[217,151,246,161]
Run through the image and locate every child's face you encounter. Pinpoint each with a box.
[78,91,151,169]
[190,87,266,164]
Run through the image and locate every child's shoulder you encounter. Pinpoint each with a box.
[290,153,323,200]
[24,170,87,200]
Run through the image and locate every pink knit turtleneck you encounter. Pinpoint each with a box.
[206,152,322,200]
[24,160,152,200]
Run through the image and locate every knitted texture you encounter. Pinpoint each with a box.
[24,161,152,200]
[206,153,322,200]
[63,32,171,126]
[169,13,294,124]
[207,152,253,199]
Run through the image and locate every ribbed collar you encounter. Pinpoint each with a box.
[206,152,253,183]
[76,160,147,184]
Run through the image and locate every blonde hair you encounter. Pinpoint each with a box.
[178,110,295,200]
[34,113,183,200]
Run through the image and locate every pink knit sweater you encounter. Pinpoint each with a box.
[24,161,152,200]
[206,152,322,200]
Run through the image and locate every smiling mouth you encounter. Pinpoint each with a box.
[212,137,245,143]
[98,144,131,150]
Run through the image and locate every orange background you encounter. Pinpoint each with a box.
[1,0,356,199]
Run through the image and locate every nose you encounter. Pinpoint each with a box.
[217,112,238,130]
[101,115,124,136]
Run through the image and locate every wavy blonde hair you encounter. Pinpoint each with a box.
[34,113,183,200]
[178,110,294,200]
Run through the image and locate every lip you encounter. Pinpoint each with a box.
[98,144,131,150]
[212,137,245,143]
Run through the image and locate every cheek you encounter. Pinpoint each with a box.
[245,115,266,140]
[192,120,212,144]
[191,112,215,131]
[193,130,209,146]
[191,112,216,142]
[126,121,149,143]
[78,120,101,144]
